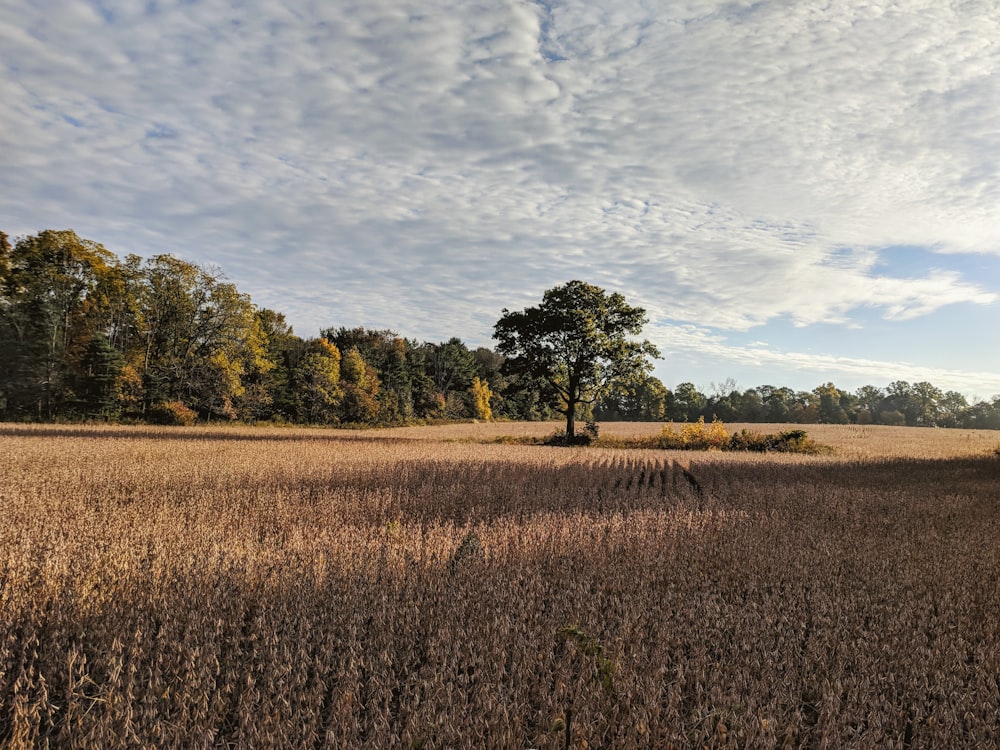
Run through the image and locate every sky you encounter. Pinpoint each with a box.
[2,0,999,398]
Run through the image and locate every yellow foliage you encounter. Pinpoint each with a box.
[663,417,730,448]
[114,363,144,412]
[470,377,492,421]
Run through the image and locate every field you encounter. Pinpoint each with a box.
[1,422,999,748]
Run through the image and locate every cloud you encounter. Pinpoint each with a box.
[652,323,1000,397]
[1,0,998,373]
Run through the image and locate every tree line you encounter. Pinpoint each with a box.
[599,379,1000,430]
[2,229,998,429]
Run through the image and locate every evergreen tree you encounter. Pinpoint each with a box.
[77,334,125,419]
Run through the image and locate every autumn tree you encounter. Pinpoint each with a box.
[244,308,301,421]
[0,231,10,278]
[292,338,342,424]
[324,327,424,421]
[0,230,119,419]
[137,255,266,420]
[469,376,492,420]
[854,385,886,423]
[493,280,659,440]
[339,346,380,423]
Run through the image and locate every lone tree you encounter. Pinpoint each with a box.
[493,280,660,440]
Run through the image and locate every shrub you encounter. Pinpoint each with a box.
[655,416,730,450]
[544,429,592,447]
[729,428,822,453]
[497,420,826,454]
[147,401,198,426]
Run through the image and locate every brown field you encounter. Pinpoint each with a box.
[1,422,998,748]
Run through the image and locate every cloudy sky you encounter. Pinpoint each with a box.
[3,0,999,397]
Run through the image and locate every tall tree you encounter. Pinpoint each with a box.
[854,385,885,425]
[596,375,671,421]
[469,377,493,421]
[493,280,660,439]
[244,308,300,421]
[137,255,264,419]
[0,231,11,283]
[425,338,476,397]
[671,382,707,422]
[76,333,126,419]
[340,346,381,423]
[324,327,418,421]
[937,390,969,428]
[292,338,342,424]
[814,382,850,424]
[0,230,118,419]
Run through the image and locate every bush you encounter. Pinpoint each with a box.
[147,401,198,426]
[729,428,822,454]
[649,417,730,450]
[544,429,592,447]
[496,420,826,454]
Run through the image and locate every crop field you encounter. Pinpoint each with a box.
[1,422,999,748]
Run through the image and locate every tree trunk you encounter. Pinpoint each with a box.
[566,400,576,439]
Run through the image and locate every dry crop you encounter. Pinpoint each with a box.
[1,423,999,748]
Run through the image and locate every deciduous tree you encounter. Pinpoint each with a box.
[469,377,492,420]
[0,230,118,419]
[340,346,381,423]
[493,280,659,439]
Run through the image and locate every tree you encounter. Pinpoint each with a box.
[340,346,380,423]
[469,377,493,420]
[937,390,969,428]
[854,385,885,425]
[0,230,118,419]
[425,338,477,397]
[736,387,767,422]
[324,327,422,422]
[292,338,341,424]
[596,375,671,421]
[0,231,11,278]
[707,379,741,422]
[670,382,706,422]
[239,308,299,422]
[137,255,263,420]
[76,333,125,419]
[881,380,944,426]
[493,280,659,439]
[911,381,944,426]
[814,382,850,424]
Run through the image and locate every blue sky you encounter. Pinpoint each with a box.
[2,0,998,397]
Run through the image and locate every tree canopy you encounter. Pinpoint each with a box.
[3,229,1000,430]
[493,280,660,439]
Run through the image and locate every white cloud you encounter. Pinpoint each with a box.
[1,0,998,381]
[652,323,1000,397]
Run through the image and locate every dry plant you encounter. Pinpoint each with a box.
[1,422,998,748]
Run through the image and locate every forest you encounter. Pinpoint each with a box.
[2,228,999,428]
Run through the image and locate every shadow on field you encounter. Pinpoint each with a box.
[681,452,1000,494]
[0,424,415,444]
[271,451,1000,527]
